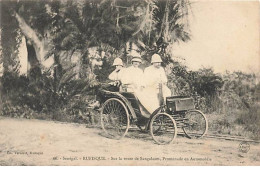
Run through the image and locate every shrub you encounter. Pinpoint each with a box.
[167,62,224,113]
[0,67,96,123]
[236,104,260,139]
[1,103,35,119]
[167,62,260,139]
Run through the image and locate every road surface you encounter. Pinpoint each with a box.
[0,117,259,166]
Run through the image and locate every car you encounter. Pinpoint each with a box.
[98,84,208,145]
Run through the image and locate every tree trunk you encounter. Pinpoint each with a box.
[0,79,2,113]
[26,38,42,81]
[14,12,51,70]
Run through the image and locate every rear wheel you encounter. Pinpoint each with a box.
[182,110,208,138]
[150,113,177,145]
[100,98,130,139]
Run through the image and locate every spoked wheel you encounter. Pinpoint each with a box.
[182,110,208,139]
[100,98,130,139]
[150,113,177,145]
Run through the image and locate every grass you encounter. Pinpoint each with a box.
[206,103,260,140]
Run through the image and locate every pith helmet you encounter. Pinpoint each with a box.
[131,56,142,63]
[151,54,162,63]
[131,52,142,63]
[113,58,123,66]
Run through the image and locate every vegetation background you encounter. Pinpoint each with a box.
[0,0,259,140]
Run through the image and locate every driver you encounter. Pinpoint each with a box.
[108,58,124,90]
[109,57,124,81]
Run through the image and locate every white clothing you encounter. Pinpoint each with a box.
[108,69,123,81]
[144,66,168,87]
[108,68,125,92]
[137,65,171,114]
[108,67,126,81]
[120,66,144,93]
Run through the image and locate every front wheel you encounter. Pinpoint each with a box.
[150,113,177,145]
[182,110,208,139]
[100,98,130,139]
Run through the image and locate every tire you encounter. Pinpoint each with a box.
[100,98,130,139]
[182,110,208,139]
[150,113,177,145]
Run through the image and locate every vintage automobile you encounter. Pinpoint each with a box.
[98,83,208,145]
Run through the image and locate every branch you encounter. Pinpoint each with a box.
[13,12,44,62]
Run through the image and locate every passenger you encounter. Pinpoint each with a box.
[108,57,124,81]
[120,53,144,94]
[108,58,124,91]
[137,54,171,114]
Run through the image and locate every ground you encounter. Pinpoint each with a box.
[0,117,259,166]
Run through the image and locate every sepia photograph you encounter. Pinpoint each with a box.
[0,0,259,166]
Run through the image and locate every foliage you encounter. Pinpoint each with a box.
[166,61,260,139]
[220,71,258,110]
[1,104,35,119]
[236,103,260,139]
[220,72,260,139]
[167,61,224,112]
[134,0,191,63]
[0,0,191,74]
[0,67,94,122]
[0,0,21,73]
[94,56,115,82]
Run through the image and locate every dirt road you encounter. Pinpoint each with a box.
[0,117,259,166]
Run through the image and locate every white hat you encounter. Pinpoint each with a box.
[130,51,142,63]
[113,58,123,66]
[131,56,142,63]
[131,52,142,63]
[151,54,162,63]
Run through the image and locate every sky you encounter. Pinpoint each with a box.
[172,0,259,74]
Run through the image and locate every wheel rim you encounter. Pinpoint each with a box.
[182,110,208,138]
[150,113,177,145]
[101,98,130,139]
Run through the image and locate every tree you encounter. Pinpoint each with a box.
[0,75,2,112]
[0,0,21,74]
[1,0,192,81]
[15,1,54,70]
[130,0,191,64]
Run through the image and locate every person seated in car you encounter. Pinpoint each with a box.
[107,57,125,91]
[120,53,145,94]
[109,58,124,81]
[137,54,171,114]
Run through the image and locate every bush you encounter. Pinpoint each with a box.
[236,104,260,139]
[0,69,96,123]
[167,62,224,113]
[167,62,260,139]
[1,103,35,119]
